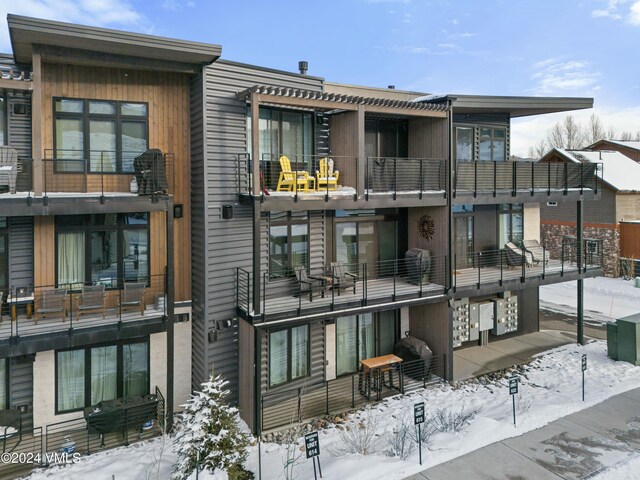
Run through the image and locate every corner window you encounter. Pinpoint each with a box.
[56,339,149,413]
[269,212,308,278]
[499,204,523,246]
[53,98,148,173]
[454,125,507,162]
[479,128,506,162]
[56,213,149,287]
[269,325,309,388]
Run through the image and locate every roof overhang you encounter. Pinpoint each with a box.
[417,94,593,118]
[8,14,221,73]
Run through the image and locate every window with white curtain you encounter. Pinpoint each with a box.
[56,339,149,413]
[268,325,309,388]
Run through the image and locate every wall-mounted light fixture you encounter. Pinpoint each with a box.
[222,204,233,219]
[173,204,183,218]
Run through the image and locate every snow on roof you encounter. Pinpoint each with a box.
[605,140,640,151]
[557,149,640,192]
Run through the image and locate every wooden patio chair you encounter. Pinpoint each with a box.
[34,288,67,324]
[316,157,339,191]
[276,155,312,192]
[76,284,106,319]
[521,239,549,265]
[121,282,145,315]
[0,147,18,194]
[504,242,533,268]
[294,266,323,302]
[329,262,357,295]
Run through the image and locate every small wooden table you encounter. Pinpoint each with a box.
[6,293,34,322]
[359,354,403,400]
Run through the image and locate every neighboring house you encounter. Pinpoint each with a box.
[587,139,640,163]
[0,14,220,442]
[0,14,604,461]
[539,148,640,276]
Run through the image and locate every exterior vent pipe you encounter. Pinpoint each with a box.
[298,61,308,75]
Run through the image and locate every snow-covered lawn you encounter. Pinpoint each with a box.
[540,277,640,324]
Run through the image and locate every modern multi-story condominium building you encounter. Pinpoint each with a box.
[0,15,603,453]
[0,15,220,440]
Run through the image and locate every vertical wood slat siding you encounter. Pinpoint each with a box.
[408,117,449,160]
[539,187,617,225]
[409,301,450,366]
[8,217,34,289]
[40,64,192,302]
[199,60,323,402]
[328,112,358,189]
[620,222,640,259]
[260,320,325,396]
[10,356,34,429]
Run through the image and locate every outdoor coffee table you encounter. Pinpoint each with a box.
[359,354,403,400]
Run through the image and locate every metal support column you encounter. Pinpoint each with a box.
[446,99,455,381]
[165,203,175,429]
[577,200,584,345]
[251,92,262,316]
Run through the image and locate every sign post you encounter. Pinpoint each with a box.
[509,376,518,427]
[581,354,587,402]
[305,431,322,479]
[414,401,425,465]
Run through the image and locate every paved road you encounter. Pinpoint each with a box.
[406,387,640,480]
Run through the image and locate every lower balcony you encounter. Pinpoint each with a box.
[236,257,448,323]
[0,275,167,347]
[453,239,603,295]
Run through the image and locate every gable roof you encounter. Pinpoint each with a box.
[587,139,640,152]
[539,148,640,192]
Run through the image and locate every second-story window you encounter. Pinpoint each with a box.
[269,212,308,279]
[56,213,149,288]
[479,127,506,162]
[454,125,507,162]
[54,98,148,173]
[498,204,523,246]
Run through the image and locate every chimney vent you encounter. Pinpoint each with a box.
[298,61,308,75]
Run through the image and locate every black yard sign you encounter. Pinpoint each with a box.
[414,402,425,425]
[305,431,320,459]
[582,354,587,372]
[509,377,518,395]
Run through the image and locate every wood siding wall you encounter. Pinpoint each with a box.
[328,112,359,189]
[620,222,640,259]
[591,142,640,162]
[408,117,449,159]
[539,187,617,225]
[616,194,640,222]
[8,217,34,289]
[409,301,450,374]
[39,63,191,301]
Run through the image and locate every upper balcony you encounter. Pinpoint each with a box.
[0,274,168,357]
[236,153,447,211]
[453,160,602,205]
[0,149,175,215]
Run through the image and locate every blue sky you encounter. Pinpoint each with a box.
[1,0,639,155]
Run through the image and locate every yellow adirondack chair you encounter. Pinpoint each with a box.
[276,155,313,192]
[316,158,339,191]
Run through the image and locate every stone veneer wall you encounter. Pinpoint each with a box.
[540,223,619,276]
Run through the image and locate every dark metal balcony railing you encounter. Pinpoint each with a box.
[236,256,448,322]
[41,149,175,197]
[259,355,445,432]
[236,153,446,199]
[454,161,602,197]
[453,238,603,291]
[0,274,167,340]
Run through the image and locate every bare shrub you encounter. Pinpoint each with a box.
[387,416,415,460]
[433,406,480,433]
[281,426,305,480]
[410,415,438,447]
[334,410,381,455]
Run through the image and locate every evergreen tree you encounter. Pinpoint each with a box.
[173,375,249,479]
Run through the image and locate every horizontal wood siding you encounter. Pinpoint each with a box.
[201,61,323,401]
[615,194,640,223]
[238,319,255,429]
[40,63,191,302]
[7,91,32,191]
[10,355,34,429]
[8,217,34,289]
[539,186,617,225]
[620,222,640,259]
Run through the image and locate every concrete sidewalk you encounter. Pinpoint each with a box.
[407,387,640,480]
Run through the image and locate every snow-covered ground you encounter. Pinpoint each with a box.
[28,277,640,480]
[540,277,640,324]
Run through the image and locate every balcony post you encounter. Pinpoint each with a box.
[577,200,584,345]
[32,46,44,196]
[250,91,261,196]
[530,162,535,197]
[356,105,366,198]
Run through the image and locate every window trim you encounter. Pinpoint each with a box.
[498,203,524,245]
[268,324,310,389]
[454,123,509,163]
[52,97,149,174]
[54,213,150,289]
[268,212,310,279]
[55,337,150,414]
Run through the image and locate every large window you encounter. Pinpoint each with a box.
[56,339,149,413]
[269,325,309,387]
[56,213,149,287]
[336,312,397,376]
[454,125,507,162]
[365,118,408,158]
[0,359,7,410]
[269,212,308,278]
[54,98,148,173]
[498,204,523,246]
